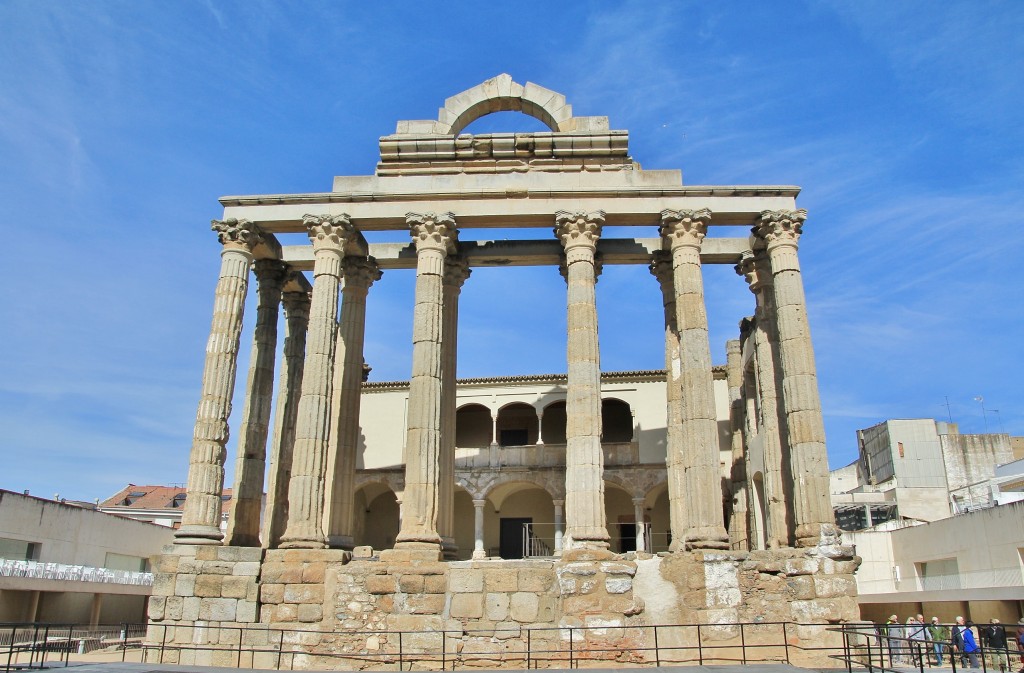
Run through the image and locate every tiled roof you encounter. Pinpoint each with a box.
[100,484,233,511]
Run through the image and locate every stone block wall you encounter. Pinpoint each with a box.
[146,544,858,669]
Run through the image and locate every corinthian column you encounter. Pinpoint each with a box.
[659,209,728,550]
[649,251,688,551]
[224,259,287,546]
[439,256,470,559]
[394,212,457,551]
[262,286,310,549]
[754,210,839,547]
[176,219,262,544]
[280,214,355,549]
[555,210,610,551]
[725,338,750,550]
[325,256,382,549]
[738,252,791,548]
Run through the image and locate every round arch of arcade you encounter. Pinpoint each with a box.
[454,397,635,449]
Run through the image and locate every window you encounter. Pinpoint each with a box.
[104,552,148,572]
[0,537,40,561]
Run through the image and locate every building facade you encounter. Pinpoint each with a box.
[0,490,172,625]
[147,75,858,668]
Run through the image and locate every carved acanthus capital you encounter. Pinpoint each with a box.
[659,209,711,250]
[408,212,458,253]
[554,210,604,251]
[253,259,289,288]
[303,214,356,253]
[343,256,382,290]
[443,256,472,289]
[282,290,311,320]
[754,209,807,248]
[648,250,674,295]
[212,218,263,251]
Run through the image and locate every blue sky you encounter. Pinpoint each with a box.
[2,1,1021,502]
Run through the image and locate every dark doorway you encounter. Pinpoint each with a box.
[619,522,637,553]
[499,517,531,559]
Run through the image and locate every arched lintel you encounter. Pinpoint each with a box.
[392,73,609,136]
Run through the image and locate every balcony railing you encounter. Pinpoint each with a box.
[0,560,153,586]
[455,441,639,469]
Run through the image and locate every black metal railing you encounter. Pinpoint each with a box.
[1,622,145,672]
[135,620,846,670]
[833,623,1023,673]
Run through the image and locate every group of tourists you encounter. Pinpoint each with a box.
[880,615,1024,671]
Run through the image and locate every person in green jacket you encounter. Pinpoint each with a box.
[928,617,950,666]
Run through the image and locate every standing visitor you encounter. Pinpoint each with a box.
[908,615,929,667]
[929,617,949,667]
[963,621,981,670]
[984,619,1009,673]
[888,614,905,666]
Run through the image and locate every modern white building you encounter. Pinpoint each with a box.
[829,419,1024,622]
[0,490,173,625]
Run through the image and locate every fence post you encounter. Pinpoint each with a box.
[697,623,703,665]
[740,622,747,666]
[569,627,574,670]
[526,627,531,670]
[782,622,790,664]
[276,629,284,670]
[654,624,660,667]
[237,626,243,668]
[398,630,403,672]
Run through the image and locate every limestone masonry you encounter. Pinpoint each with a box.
[149,74,859,668]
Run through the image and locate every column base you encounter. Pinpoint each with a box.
[174,525,224,545]
[440,537,459,561]
[381,542,442,563]
[471,549,488,560]
[326,534,355,550]
[279,535,328,549]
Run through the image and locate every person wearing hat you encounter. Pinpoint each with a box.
[886,614,904,666]
[984,619,1009,673]
[929,617,949,667]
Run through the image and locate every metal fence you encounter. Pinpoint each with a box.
[834,623,1024,673]
[138,620,844,670]
[1,622,146,671]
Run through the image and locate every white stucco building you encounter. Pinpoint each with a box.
[0,490,173,625]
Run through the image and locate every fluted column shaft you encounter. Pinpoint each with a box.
[225,259,287,546]
[739,252,791,547]
[325,257,381,549]
[725,338,750,550]
[555,210,610,550]
[280,214,355,549]
[755,210,839,547]
[649,251,688,550]
[396,212,457,548]
[632,498,647,553]
[660,209,729,550]
[262,289,309,549]
[439,257,470,558]
[176,218,262,545]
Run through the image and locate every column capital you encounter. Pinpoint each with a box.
[408,212,458,253]
[554,210,604,252]
[736,251,774,293]
[253,259,289,286]
[282,289,311,318]
[754,209,807,248]
[648,250,674,294]
[303,213,356,253]
[343,255,382,290]
[632,497,646,507]
[212,218,263,252]
[659,208,711,250]
[443,256,472,288]
[472,499,487,507]
[552,499,564,508]
[739,315,755,340]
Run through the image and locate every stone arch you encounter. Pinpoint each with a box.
[601,397,634,443]
[541,399,567,444]
[456,402,491,449]
[496,401,538,446]
[353,480,400,552]
[393,73,609,136]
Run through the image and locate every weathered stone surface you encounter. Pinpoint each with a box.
[194,575,222,597]
[284,584,324,604]
[484,592,509,621]
[198,597,237,621]
[449,568,483,593]
[366,574,398,594]
[450,593,483,619]
[484,568,518,592]
[509,592,539,622]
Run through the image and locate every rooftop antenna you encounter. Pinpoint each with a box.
[973,396,989,433]
[990,409,1005,434]
[943,396,953,424]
